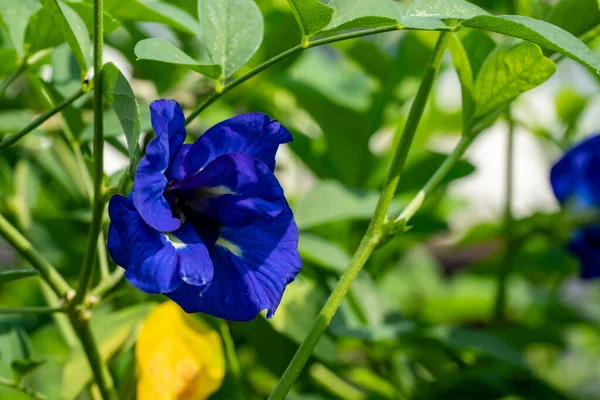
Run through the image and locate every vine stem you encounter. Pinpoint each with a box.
[0,88,85,150]
[0,213,72,297]
[185,24,450,125]
[267,31,452,400]
[0,306,66,314]
[0,63,27,98]
[0,376,47,400]
[494,111,516,322]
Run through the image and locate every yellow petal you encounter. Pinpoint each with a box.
[136,301,225,400]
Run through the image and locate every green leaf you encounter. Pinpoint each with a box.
[65,1,121,35]
[287,0,334,37]
[0,0,41,56]
[103,0,201,35]
[10,359,44,383]
[555,87,588,128]
[462,15,600,72]
[0,48,19,78]
[298,233,350,274]
[0,268,39,284]
[546,0,600,39]
[44,0,91,75]
[0,328,32,367]
[134,38,222,79]
[448,35,475,125]
[198,0,264,78]
[268,278,337,363]
[61,303,153,400]
[324,0,448,33]
[472,40,556,119]
[406,0,488,20]
[102,62,141,175]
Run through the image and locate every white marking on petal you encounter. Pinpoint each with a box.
[164,232,187,249]
[196,185,236,198]
[216,237,242,257]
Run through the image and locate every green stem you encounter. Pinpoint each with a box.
[494,113,516,322]
[40,281,79,349]
[72,323,117,400]
[0,89,85,150]
[0,376,47,400]
[185,24,450,125]
[0,63,27,98]
[90,268,124,299]
[267,31,452,400]
[0,213,72,297]
[219,320,242,381]
[73,0,105,307]
[394,133,477,224]
[0,307,66,314]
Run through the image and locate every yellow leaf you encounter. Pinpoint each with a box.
[136,301,225,400]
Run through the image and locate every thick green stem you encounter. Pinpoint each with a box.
[0,213,72,297]
[0,376,47,400]
[0,63,27,98]
[73,0,105,307]
[0,306,66,314]
[72,323,117,400]
[494,113,516,322]
[267,31,452,400]
[185,24,450,125]
[0,89,85,150]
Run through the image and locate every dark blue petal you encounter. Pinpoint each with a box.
[174,153,285,228]
[107,223,129,268]
[568,227,600,280]
[108,195,213,294]
[167,205,301,321]
[132,100,187,232]
[184,113,292,175]
[551,134,600,209]
[167,143,191,182]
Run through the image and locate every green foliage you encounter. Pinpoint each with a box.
[407,0,488,20]
[286,0,334,38]
[0,269,39,284]
[0,0,41,56]
[198,0,264,78]
[472,40,556,118]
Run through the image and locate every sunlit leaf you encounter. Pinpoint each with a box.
[406,0,488,20]
[473,40,556,118]
[198,0,264,78]
[44,0,91,75]
[134,38,222,79]
[298,233,350,273]
[0,0,40,56]
[11,359,44,384]
[287,0,334,37]
[102,62,141,175]
[0,269,39,285]
[462,15,600,71]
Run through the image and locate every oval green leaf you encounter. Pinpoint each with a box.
[45,0,91,75]
[134,38,222,79]
[462,15,600,72]
[198,0,264,78]
[287,0,334,37]
[0,0,41,56]
[473,40,556,118]
[0,268,39,284]
[406,0,488,20]
[102,62,142,175]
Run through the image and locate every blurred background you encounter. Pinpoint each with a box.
[1,0,600,399]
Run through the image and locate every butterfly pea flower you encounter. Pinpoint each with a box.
[136,301,225,400]
[551,134,600,279]
[107,99,301,321]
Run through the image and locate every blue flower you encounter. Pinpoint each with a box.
[107,99,301,321]
[551,134,600,279]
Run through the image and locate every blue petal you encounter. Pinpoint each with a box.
[568,227,600,280]
[551,134,600,209]
[132,100,187,232]
[167,205,301,321]
[167,143,191,182]
[107,223,129,268]
[108,195,213,294]
[174,153,285,228]
[184,113,292,175]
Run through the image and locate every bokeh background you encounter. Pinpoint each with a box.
[2,0,600,399]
